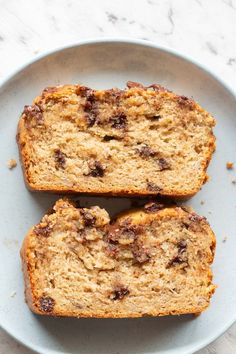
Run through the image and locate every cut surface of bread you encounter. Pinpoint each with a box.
[17,82,215,197]
[21,199,216,318]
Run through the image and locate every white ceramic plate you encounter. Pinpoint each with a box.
[0,39,236,354]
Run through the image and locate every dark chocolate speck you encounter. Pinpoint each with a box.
[39,296,55,312]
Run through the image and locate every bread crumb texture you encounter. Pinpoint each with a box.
[17,82,216,197]
[21,199,216,318]
[7,159,17,169]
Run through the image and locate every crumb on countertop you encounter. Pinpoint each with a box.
[200,200,205,205]
[10,291,16,298]
[226,162,234,170]
[232,179,236,184]
[222,236,227,243]
[7,159,17,169]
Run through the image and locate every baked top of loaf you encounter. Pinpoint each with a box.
[21,199,216,318]
[17,82,215,197]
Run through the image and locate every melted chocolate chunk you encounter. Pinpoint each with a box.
[158,158,171,171]
[137,145,156,158]
[34,224,52,237]
[176,95,195,110]
[39,296,55,312]
[149,115,162,121]
[189,213,206,223]
[23,104,43,126]
[106,220,142,245]
[126,81,170,92]
[80,210,96,227]
[83,90,98,127]
[109,113,127,129]
[111,286,130,300]
[85,161,105,177]
[144,202,164,213]
[54,149,66,169]
[106,243,119,258]
[103,135,117,141]
[166,240,188,268]
[132,243,151,264]
[183,213,207,231]
[106,224,120,244]
[42,86,58,95]
[103,89,123,103]
[77,86,91,97]
[146,181,162,192]
[147,83,169,92]
[126,81,144,88]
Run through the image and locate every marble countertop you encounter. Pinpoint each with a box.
[0,0,235,353]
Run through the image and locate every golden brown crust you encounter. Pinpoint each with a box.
[20,231,38,312]
[21,200,216,318]
[17,83,216,198]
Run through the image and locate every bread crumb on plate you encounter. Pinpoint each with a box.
[226,162,234,170]
[7,159,17,169]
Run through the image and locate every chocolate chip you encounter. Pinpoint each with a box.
[42,86,58,95]
[23,104,43,127]
[80,210,96,227]
[106,220,142,244]
[83,91,98,127]
[144,202,164,213]
[39,296,55,312]
[126,81,144,88]
[103,135,117,141]
[34,224,52,237]
[106,224,120,245]
[103,89,123,103]
[176,95,195,110]
[149,115,162,120]
[158,158,171,171]
[54,149,66,170]
[110,286,130,300]
[132,243,151,264]
[106,243,119,258]
[146,181,162,192]
[166,240,188,268]
[85,160,105,177]
[189,213,206,223]
[76,86,91,97]
[126,81,169,92]
[109,113,127,129]
[166,255,183,268]
[183,213,207,232]
[137,145,156,158]
[147,83,169,92]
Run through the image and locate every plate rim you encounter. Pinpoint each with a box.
[0,37,235,354]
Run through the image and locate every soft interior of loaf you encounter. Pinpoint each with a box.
[22,199,215,317]
[18,83,215,196]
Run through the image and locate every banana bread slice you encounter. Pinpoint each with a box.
[17,82,215,197]
[21,199,216,318]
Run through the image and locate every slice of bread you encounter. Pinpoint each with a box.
[17,82,215,197]
[21,199,216,318]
